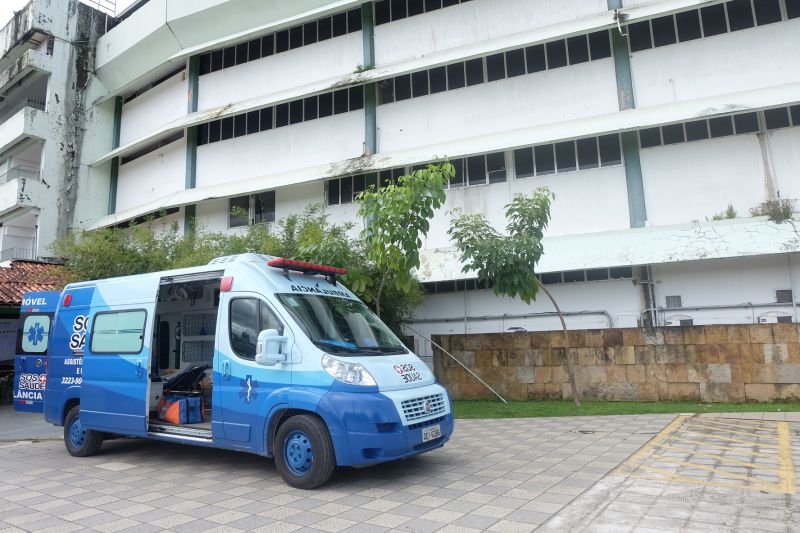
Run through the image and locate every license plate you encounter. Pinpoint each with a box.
[422,424,441,443]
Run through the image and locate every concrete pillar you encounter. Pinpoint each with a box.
[184,55,200,236]
[107,95,122,215]
[362,2,377,155]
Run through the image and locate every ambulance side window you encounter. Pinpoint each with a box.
[20,315,51,353]
[90,310,147,354]
[229,298,284,360]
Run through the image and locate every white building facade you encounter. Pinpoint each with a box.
[0,0,111,263]
[75,0,799,355]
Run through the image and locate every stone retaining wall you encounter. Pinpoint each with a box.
[431,324,800,402]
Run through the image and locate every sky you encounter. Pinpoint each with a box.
[0,0,138,28]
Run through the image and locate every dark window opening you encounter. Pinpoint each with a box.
[395,74,412,100]
[332,13,348,37]
[408,0,425,16]
[425,0,442,11]
[429,66,447,93]
[275,103,289,128]
[253,191,276,224]
[567,35,589,64]
[586,268,609,281]
[652,15,677,47]
[610,266,634,279]
[701,4,728,36]
[450,158,464,187]
[260,107,273,130]
[210,50,223,71]
[526,44,546,73]
[197,123,209,146]
[375,1,391,25]
[555,141,577,172]
[545,40,568,68]
[754,0,782,25]
[447,63,466,89]
[276,30,289,53]
[347,8,362,32]
[304,21,318,46]
[505,48,525,77]
[727,0,755,31]
[412,70,429,97]
[628,21,652,51]
[576,138,598,169]
[229,195,249,227]
[318,17,332,40]
[764,107,790,129]
[467,155,486,185]
[318,92,333,117]
[353,174,366,197]
[233,114,246,137]
[333,89,349,114]
[734,112,759,134]
[662,123,685,145]
[486,53,505,82]
[563,270,585,283]
[223,47,236,68]
[391,0,407,20]
[541,272,561,284]
[349,85,364,110]
[676,10,702,41]
[248,39,261,62]
[289,100,303,124]
[340,176,353,204]
[709,116,734,137]
[289,26,303,49]
[788,0,800,18]
[588,30,611,59]
[598,134,621,166]
[329,178,341,207]
[209,120,221,143]
[790,105,800,126]
[304,97,318,121]
[262,34,274,56]
[639,127,662,148]
[220,117,233,140]
[465,58,484,86]
[199,53,211,75]
[235,43,248,65]
[535,144,555,175]
[486,152,506,183]
[379,78,395,104]
[514,147,534,178]
[685,120,709,141]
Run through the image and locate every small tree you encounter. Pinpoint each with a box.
[448,188,583,407]
[357,162,454,318]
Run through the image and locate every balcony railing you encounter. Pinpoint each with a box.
[0,98,46,124]
[0,247,34,262]
[0,165,40,184]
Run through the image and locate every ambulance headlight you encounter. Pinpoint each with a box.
[321,354,377,387]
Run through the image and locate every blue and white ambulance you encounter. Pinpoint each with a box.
[43,254,453,488]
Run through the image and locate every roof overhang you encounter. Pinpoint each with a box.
[416,217,800,282]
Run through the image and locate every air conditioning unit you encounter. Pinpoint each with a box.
[758,312,792,324]
[664,314,692,327]
[759,316,778,324]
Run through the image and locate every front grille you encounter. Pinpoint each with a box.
[401,393,446,422]
[409,416,445,430]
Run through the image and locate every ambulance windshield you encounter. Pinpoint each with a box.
[277,293,407,355]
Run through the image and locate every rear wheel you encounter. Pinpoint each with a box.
[64,406,103,457]
[274,415,335,489]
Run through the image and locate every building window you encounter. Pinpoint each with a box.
[374,0,471,25]
[665,295,683,309]
[377,30,611,105]
[197,87,364,147]
[630,0,794,53]
[229,191,275,228]
[199,8,362,76]
[776,289,794,304]
[120,132,183,165]
[638,106,800,149]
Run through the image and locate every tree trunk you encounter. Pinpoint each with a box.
[375,270,389,318]
[538,283,582,408]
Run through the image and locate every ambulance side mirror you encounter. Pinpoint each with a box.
[255,329,287,366]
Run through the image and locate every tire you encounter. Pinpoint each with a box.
[64,406,103,457]
[274,414,336,489]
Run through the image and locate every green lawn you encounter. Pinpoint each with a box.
[453,400,800,419]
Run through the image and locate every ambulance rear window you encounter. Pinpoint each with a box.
[20,315,50,354]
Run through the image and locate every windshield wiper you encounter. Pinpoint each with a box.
[314,340,360,353]
[369,346,408,354]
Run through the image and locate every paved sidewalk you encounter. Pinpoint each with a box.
[0,407,61,441]
[0,414,674,532]
[543,412,800,532]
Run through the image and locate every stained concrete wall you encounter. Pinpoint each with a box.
[433,324,800,402]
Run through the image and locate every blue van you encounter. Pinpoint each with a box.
[13,291,60,413]
[43,254,453,488]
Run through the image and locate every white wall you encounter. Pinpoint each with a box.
[198,33,363,112]
[195,111,363,188]
[120,70,187,146]
[631,19,800,108]
[640,134,765,226]
[410,279,641,357]
[377,59,617,152]
[768,127,800,201]
[374,0,608,65]
[116,138,186,213]
[653,254,800,325]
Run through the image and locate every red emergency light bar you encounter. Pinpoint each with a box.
[267,258,348,276]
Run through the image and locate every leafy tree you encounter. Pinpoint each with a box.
[448,188,583,407]
[357,162,454,318]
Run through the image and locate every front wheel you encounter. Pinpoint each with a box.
[274,415,336,489]
[64,406,103,457]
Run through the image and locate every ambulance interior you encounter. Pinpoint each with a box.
[148,274,221,436]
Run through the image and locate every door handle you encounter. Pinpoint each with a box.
[136,360,143,378]
[223,360,231,379]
